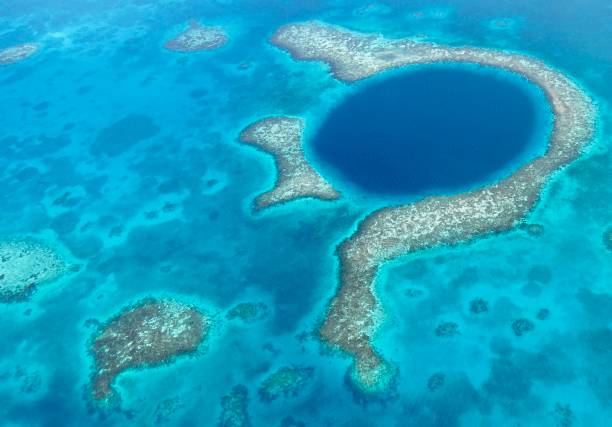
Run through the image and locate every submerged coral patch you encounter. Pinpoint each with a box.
[435,321,461,337]
[603,227,612,252]
[164,21,228,52]
[153,396,185,424]
[91,114,159,156]
[512,318,535,336]
[0,238,72,303]
[469,298,489,314]
[89,298,208,404]
[270,21,595,394]
[218,384,251,427]
[226,302,269,323]
[0,44,38,65]
[258,366,314,402]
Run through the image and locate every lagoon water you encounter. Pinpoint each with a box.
[0,1,611,426]
[311,66,547,196]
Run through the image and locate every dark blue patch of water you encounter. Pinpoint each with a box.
[311,66,544,196]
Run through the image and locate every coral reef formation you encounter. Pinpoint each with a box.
[427,373,445,392]
[218,385,251,427]
[226,302,269,323]
[239,117,339,210]
[0,44,38,65]
[164,21,228,52]
[258,366,314,402]
[603,227,612,252]
[512,318,535,336]
[469,298,489,314]
[0,238,73,303]
[89,298,208,403]
[271,21,595,393]
[435,321,461,337]
[536,308,550,320]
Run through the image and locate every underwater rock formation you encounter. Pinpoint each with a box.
[164,21,228,52]
[239,117,339,210]
[89,298,209,404]
[270,21,595,394]
[0,237,75,303]
[258,366,314,402]
[0,43,38,65]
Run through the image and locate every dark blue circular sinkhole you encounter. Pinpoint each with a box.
[310,66,548,196]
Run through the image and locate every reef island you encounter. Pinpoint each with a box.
[89,298,209,404]
[0,43,38,65]
[257,22,597,395]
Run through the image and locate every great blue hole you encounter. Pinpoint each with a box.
[309,65,550,196]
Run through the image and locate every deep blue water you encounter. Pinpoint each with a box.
[0,1,611,426]
[312,66,542,196]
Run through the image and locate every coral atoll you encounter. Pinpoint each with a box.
[89,298,209,404]
[270,21,595,394]
[165,21,228,52]
[258,365,314,402]
[0,44,38,65]
[0,237,74,303]
[239,117,339,209]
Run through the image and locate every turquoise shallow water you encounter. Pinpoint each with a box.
[0,1,610,426]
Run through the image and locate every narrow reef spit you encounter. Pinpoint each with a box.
[164,21,228,52]
[89,298,209,404]
[270,22,595,394]
[239,117,339,210]
[0,44,38,65]
[0,238,74,303]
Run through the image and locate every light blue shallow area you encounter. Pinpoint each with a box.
[0,1,610,426]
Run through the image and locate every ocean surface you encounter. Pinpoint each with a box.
[0,1,611,426]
